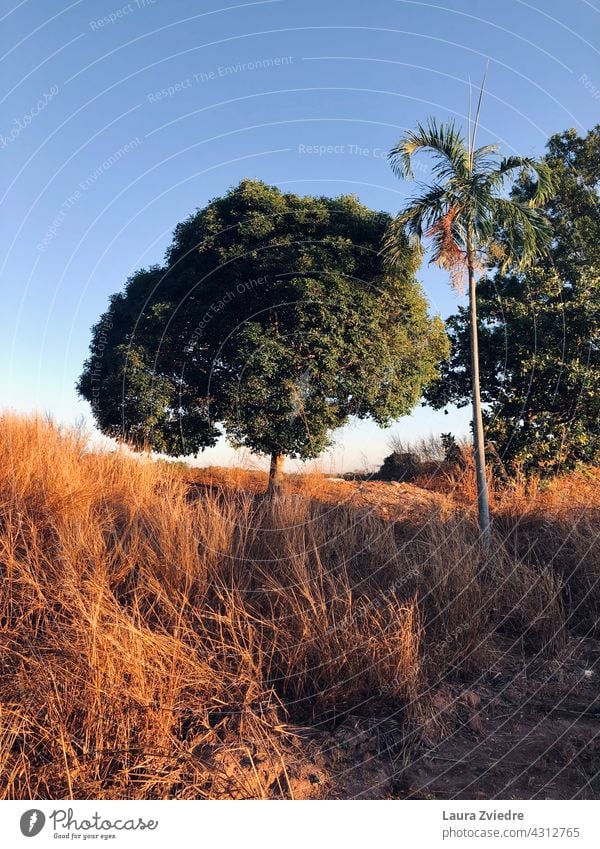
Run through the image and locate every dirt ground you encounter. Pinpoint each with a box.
[206,637,600,800]
[394,638,600,800]
[187,467,448,521]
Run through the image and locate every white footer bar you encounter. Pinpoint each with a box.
[0,800,598,848]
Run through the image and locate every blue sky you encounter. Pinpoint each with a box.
[1,0,599,471]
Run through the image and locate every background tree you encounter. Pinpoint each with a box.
[78,179,449,491]
[384,113,553,542]
[426,126,600,474]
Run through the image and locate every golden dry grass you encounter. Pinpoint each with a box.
[0,414,598,798]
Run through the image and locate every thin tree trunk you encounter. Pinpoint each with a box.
[267,452,285,495]
[467,241,491,548]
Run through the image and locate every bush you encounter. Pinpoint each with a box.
[378,450,421,480]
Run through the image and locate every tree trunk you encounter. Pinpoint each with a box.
[467,244,491,549]
[267,452,285,495]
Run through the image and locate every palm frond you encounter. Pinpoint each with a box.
[486,156,555,206]
[472,142,500,170]
[383,182,460,268]
[382,214,423,268]
[388,118,469,181]
[492,197,552,271]
[395,183,451,233]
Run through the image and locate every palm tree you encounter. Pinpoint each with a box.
[384,101,553,546]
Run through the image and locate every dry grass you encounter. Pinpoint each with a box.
[0,414,598,799]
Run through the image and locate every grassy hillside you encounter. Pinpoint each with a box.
[0,415,598,798]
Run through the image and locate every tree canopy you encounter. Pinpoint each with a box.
[78,179,448,467]
[426,127,600,474]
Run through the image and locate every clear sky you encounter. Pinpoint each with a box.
[2,0,599,471]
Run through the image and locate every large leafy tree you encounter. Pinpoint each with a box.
[426,127,600,474]
[384,110,553,543]
[78,179,448,490]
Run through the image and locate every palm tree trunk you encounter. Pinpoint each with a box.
[267,452,285,495]
[467,243,491,548]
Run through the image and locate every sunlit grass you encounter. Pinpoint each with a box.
[0,414,597,798]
